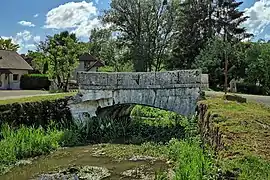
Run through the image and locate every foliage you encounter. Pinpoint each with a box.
[244,42,270,94]
[0,38,19,51]
[72,116,186,145]
[194,37,232,89]
[0,95,73,128]
[168,139,215,180]
[27,51,49,74]
[0,124,65,173]
[236,82,266,95]
[167,0,250,71]
[20,74,51,90]
[31,31,86,91]
[104,0,178,72]
[87,28,133,72]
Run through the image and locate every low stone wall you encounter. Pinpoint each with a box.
[197,103,224,152]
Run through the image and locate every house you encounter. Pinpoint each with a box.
[72,53,105,81]
[0,50,33,90]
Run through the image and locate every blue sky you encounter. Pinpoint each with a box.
[0,0,268,53]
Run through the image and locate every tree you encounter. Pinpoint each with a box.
[245,42,270,94]
[33,31,86,91]
[213,0,251,94]
[0,38,19,51]
[194,37,249,89]
[27,51,49,74]
[104,0,177,72]
[167,0,251,74]
[167,0,210,70]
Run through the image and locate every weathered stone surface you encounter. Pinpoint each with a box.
[69,70,202,120]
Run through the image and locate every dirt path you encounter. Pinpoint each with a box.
[205,91,270,106]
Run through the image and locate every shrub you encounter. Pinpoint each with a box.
[20,74,51,90]
[236,83,266,95]
[0,97,73,129]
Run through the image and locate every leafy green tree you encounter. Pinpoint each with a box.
[167,0,210,70]
[245,42,270,94]
[27,51,49,74]
[86,28,132,72]
[167,0,251,73]
[33,31,86,91]
[194,37,248,89]
[104,0,177,72]
[0,38,20,51]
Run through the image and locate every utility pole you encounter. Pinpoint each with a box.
[224,0,229,95]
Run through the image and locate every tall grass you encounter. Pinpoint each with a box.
[167,139,215,180]
[0,124,65,173]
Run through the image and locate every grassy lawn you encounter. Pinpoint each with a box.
[201,97,270,179]
[0,92,76,105]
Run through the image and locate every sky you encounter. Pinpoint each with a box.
[0,0,269,53]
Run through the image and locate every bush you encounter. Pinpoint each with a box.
[236,83,266,95]
[0,97,73,129]
[20,74,51,90]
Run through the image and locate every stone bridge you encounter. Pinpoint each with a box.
[69,70,202,120]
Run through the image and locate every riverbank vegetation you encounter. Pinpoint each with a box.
[0,98,216,179]
[1,95,270,179]
[201,97,270,180]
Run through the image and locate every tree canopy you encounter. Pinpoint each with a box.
[0,38,19,51]
[29,31,86,91]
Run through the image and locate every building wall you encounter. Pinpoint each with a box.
[0,69,29,90]
[72,61,97,81]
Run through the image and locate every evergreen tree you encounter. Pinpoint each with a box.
[167,0,251,71]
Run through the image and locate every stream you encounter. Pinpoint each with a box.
[1,145,170,180]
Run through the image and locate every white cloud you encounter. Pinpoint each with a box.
[72,18,102,37]
[265,33,270,39]
[33,36,41,42]
[243,1,270,36]
[95,0,99,4]
[45,1,102,37]
[1,31,34,53]
[18,21,35,27]
[25,44,36,50]
[34,14,39,18]
[16,30,32,41]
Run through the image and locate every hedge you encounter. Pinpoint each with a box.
[0,97,73,128]
[20,74,51,90]
[236,83,267,95]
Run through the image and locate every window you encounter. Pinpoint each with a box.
[13,74,19,81]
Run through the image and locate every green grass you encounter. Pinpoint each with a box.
[94,138,215,180]
[201,97,270,179]
[0,124,67,174]
[0,92,76,105]
[221,156,270,180]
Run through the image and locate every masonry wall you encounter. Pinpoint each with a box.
[69,70,202,120]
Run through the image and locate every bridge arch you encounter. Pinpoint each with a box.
[69,70,201,120]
